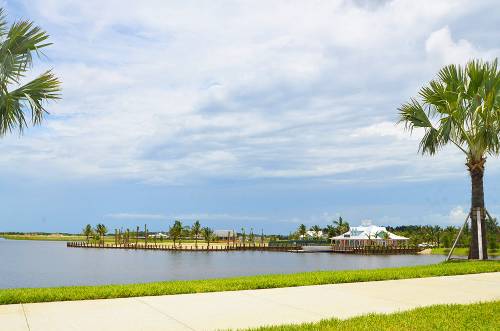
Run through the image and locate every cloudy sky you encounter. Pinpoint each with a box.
[1,0,500,233]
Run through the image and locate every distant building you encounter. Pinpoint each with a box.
[214,230,235,240]
[152,232,168,238]
[300,230,324,239]
[331,224,408,248]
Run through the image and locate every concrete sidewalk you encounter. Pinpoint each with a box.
[1,272,499,331]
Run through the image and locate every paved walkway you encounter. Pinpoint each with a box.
[1,273,499,331]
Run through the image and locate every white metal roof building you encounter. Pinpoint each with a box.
[331,225,408,248]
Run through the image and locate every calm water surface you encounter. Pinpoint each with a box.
[0,239,445,289]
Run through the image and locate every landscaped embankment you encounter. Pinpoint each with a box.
[0,260,497,305]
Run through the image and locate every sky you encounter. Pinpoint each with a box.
[1,0,500,234]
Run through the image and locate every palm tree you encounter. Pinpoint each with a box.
[399,59,500,259]
[191,220,201,248]
[298,224,307,239]
[310,225,322,239]
[168,220,183,247]
[95,224,107,246]
[325,224,336,239]
[82,224,93,243]
[202,227,214,248]
[0,9,61,136]
[241,227,246,247]
[333,217,349,235]
[249,227,255,246]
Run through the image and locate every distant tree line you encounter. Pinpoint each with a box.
[387,218,499,249]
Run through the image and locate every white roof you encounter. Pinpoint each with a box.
[331,225,408,240]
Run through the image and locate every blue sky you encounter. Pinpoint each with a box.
[1,0,500,234]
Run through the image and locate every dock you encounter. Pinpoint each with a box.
[66,241,300,252]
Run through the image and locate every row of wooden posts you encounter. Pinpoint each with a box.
[332,245,422,254]
[67,241,300,252]
[110,225,264,247]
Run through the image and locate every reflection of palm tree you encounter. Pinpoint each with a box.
[399,59,500,259]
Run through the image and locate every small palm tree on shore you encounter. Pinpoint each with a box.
[399,59,500,259]
[310,225,322,239]
[298,224,307,239]
[333,217,349,235]
[202,227,214,248]
[169,220,183,247]
[191,220,201,248]
[82,224,93,243]
[95,224,107,246]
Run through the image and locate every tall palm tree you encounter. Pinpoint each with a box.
[95,224,107,246]
[202,227,214,248]
[82,224,93,243]
[0,9,61,136]
[191,220,201,248]
[399,59,500,259]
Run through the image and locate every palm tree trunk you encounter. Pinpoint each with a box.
[468,159,488,259]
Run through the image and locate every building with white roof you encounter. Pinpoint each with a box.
[331,224,408,248]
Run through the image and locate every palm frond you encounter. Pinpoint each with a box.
[0,9,7,38]
[398,98,433,131]
[399,58,500,160]
[0,70,61,135]
[0,19,52,85]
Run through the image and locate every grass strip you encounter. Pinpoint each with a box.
[431,247,499,256]
[244,300,500,331]
[0,260,498,305]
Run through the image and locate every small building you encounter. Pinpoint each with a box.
[214,230,235,240]
[300,230,324,239]
[331,225,408,248]
[152,232,168,238]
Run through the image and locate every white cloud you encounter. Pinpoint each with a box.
[425,25,499,66]
[425,26,478,65]
[448,206,468,224]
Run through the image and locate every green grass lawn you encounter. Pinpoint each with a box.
[431,247,499,256]
[0,260,498,305]
[244,301,500,331]
[0,234,240,245]
[0,234,87,241]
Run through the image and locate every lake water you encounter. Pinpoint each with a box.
[0,239,445,289]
